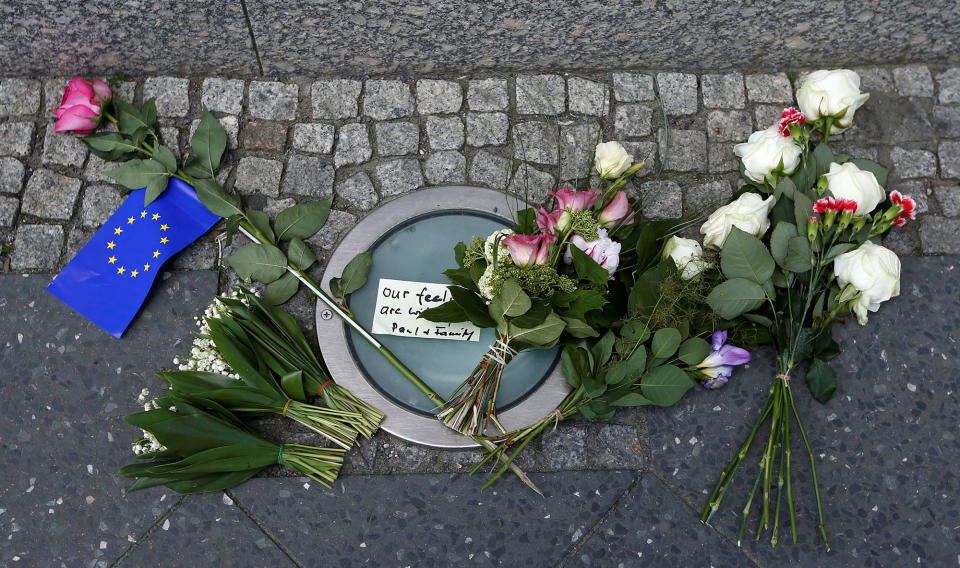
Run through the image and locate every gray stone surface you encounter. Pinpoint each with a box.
[465,112,509,147]
[374,121,419,156]
[334,123,371,167]
[745,72,794,103]
[509,163,555,204]
[513,121,559,165]
[305,209,356,250]
[0,195,18,227]
[888,180,929,215]
[936,68,960,104]
[312,79,362,119]
[701,73,745,109]
[416,79,462,114]
[21,169,81,220]
[893,64,935,97]
[248,81,299,121]
[201,77,244,115]
[708,143,739,173]
[291,123,334,154]
[243,119,289,151]
[10,224,63,269]
[940,140,960,179]
[919,217,960,253]
[620,141,657,179]
[639,180,683,219]
[933,184,960,217]
[80,185,124,228]
[755,105,785,130]
[882,224,921,256]
[41,123,88,168]
[657,73,698,116]
[706,110,752,142]
[932,105,960,138]
[612,73,655,102]
[0,78,40,116]
[159,127,180,159]
[658,129,706,172]
[467,78,509,111]
[516,74,565,115]
[589,424,644,469]
[568,77,609,116]
[375,158,423,197]
[854,66,894,92]
[425,115,464,151]
[282,153,334,198]
[890,147,938,179]
[0,122,34,157]
[615,104,653,138]
[424,150,466,185]
[63,227,93,262]
[684,179,733,215]
[0,157,25,194]
[469,150,511,191]
[362,80,414,120]
[336,172,378,211]
[559,121,600,180]
[143,77,190,118]
[235,157,283,197]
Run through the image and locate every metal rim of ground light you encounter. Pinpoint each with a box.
[316,186,571,449]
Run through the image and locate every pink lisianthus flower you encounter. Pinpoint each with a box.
[598,190,634,227]
[502,232,556,267]
[535,207,562,234]
[550,187,599,212]
[562,228,621,277]
[53,77,113,134]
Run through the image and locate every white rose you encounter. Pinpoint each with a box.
[662,236,710,280]
[824,162,885,215]
[833,241,900,325]
[733,127,802,183]
[700,193,776,249]
[483,229,514,264]
[796,69,870,130]
[594,141,633,179]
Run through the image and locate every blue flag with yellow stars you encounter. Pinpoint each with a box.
[47,178,220,338]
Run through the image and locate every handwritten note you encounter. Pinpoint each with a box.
[372,278,481,342]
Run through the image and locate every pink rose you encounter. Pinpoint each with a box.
[563,228,621,277]
[598,190,634,227]
[535,207,562,234]
[550,187,599,212]
[503,232,556,267]
[53,77,112,134]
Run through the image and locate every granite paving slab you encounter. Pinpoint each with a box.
[0,271,218,566]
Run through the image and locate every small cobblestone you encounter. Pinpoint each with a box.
[416,79,462,114]
[684,179,733,214]
[0,122,34,157]
[469,150,511,191]
[656,72,698,116]
[235,157,283,197]
[43,77,69,115]
[701,73,745,109]
[424,151,466,184]
[282,153,334,198]
[513,121,559,165]
[919,216,960,254]
[568,77,609,116]
[559,121,600,180]
[853,67,894,92]
[201,78,244,115]
[0,157,25,194]
[83,154,114,184]
[893,65,935,97]
[61,227,90,267]
[615,104,653,138]
[508,164,555,204]
[537,427,587,470]
[940,141,960,180]
[334,123,372,167]
[306,209,356,250]
[21,169,81,220]
[465,112,509,147]
[933,185,960,217]
[744,73,794,103]
[80,185,124,228]
[890,147,938,179]
[292,123,334,154]
[11,224,63,269]
[425,116,464,150]
[0,79,41,116]
[612,73,655,102]
[640,180,683,219]
[336,172,378,211]
[143,77,190,117]
[620,141,657,178]
[588,424,643,469]
[242,120,288,151]
[189,115,239,149]
[706,110,752,142]
[363,80,414,120]
[160,127,180,159]
[41,124,88,168]
[375,159,423,197]
[754,105,783,130]
[374,122,419,156]
[708,143,738,173]
[882,226,920,256]
[0,196,18,227]
[467,78,509,111]
[936,68,960,104]
[932,106,960,138]
[248,81,299,121]
[658,129,706,172]
[515,74,565,115]
[312,80,362,119]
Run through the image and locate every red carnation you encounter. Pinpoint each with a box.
[777,107,806,137]
[890,190,917,227]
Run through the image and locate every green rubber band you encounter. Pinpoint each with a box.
[276,444,284,465]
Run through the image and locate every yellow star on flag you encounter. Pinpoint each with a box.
[143,263,151,272]
[108,256,117,264]
[160,237,169,244]
[117,266,126,275]
[152,213,160,220]
[153,250,161,258]
[140,211,148,218]
[130,270,139,278]
[160,224,169,231]
[127,217,135,224]
[114,227,123,235]
[106,241,116,250]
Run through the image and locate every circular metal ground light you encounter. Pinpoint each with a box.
[317,186,570,448]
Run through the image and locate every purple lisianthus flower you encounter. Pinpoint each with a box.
[696,330,751,389]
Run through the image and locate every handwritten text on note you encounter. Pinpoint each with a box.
[372,278,481,342]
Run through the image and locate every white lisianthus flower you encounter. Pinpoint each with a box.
[796,69,870,131]
[662,236,710,280]
[833,241,900,325]
[700,193,776,249]
[823,162,885,215]
[483,229,514,265]
[734,127,802,183]
[594,141,633,179]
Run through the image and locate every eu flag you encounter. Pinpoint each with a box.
[47,178,220,337]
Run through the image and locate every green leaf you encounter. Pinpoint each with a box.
[719,227,775,284]
[512,208,537,234]
[774,177,796,200]
[850,159,888,187]
[558,289,606,320]
[329,277,343,299]
[193,179,242,218]
[83,132,140,159]
[620,320,651,342]
[192,109,227,177]
[274,199,332,241]
[510,312,566,347]
[571,245,610,286]
[419,300,468,323]
[500,279,531,317]
[115,100,155,137]
[561,316,598,338]
[793,191,814,229]
[678,337,710,365]
[641,365,695,406]
[824,243,856,262]
[707,278,767,319]
[511,299,551,328]
[339,251,373,295]
[743,313,774,327]
[650,328,681,361]
[610,392,654,406]
[279,370,306,402]
[105,158,170,190]
[226,243,288,283]
[812,143,835,179]
[805,359,837,403]
[183,156,212,180]
[224,214,242,247]
[140,99,158,133]
[152,144,178,173]
[770,222,797,267]
[590,331,616,370]
[264,272,299,305]
[247,209,275,243]
[449,286,496,328]
[443,267,477,291]
[144,173,170,206]
[286,238,316,271]
[561,344,591,388]
[783,236,814,273]
[623,344,647,373]
[454,241,467,267]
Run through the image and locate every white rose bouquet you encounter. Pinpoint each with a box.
[698,71,916,550]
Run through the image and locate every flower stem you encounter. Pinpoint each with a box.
[787,383,830,551]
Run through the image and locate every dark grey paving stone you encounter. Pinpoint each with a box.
[232,471,635,566]
[576,474,750,566]
[646,256,960,566]
[119,493,292,567]
[0,271,217,566]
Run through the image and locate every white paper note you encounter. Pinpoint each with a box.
[372,278,481,342]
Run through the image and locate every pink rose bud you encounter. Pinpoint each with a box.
[535,207,562,234]
[503,233,555,267]
[53,76,107,135]
[598,190,634,227]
